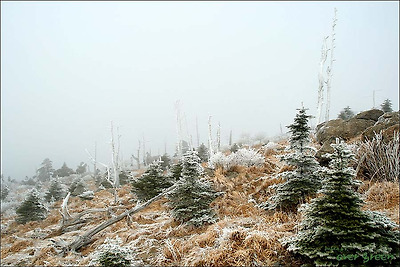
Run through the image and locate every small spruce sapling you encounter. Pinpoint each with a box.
[381,99,393,113]
[45,177,65,202]
[259,107,321,211]
[131,160,172,201]
[337,106,355,120]
[281,139,400,266]
[16,188,48,224]
[91,236,141,267]
[167,150,221,226]
[69,176,88,196]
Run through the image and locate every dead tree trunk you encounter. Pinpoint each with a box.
[54,192,124,237]
[65,184,177,252]
[208,116,214,157]
[325,8,337,122]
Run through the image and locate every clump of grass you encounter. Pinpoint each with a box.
[356,131,399,181]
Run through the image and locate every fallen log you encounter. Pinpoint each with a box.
[65,184,177,252]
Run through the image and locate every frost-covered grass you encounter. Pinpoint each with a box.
[356,132,399,181]
[208,148,265,170]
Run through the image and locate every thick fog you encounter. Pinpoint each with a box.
[1,1,399,180]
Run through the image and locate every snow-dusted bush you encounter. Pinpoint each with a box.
[90,236,140,267]
[208,152,228,169]
[230,148,265,168]
[208,148,265,170]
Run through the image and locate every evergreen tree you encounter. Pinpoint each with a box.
[1,184,9,201]
[97,170,113,189]
[21,176,36,186]
[37,158,54,182]
[381,99,393,113]
[282,140,400,266]
[16,188,48,224]
[45,177,65,202]
[168,160,183,181]
[337,106,355,120]
[260,107,320,211]
[197,143,209,162]
[167,150,221,226]
[160,153,172,170]
[119,171,130,186]
[1,175,9,200]
[131,160,172,201]
[69,176,88,196]
[54,162,75,177]
[230,143,240,153]
[76,162,87,174]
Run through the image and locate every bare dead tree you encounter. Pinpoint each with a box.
[131,140,141,169]
[216,122,221,152]
[110,122,120,189]
[57,192,124,235]
[183,112,192,150]
[175,100,183,157]
[65,184,177,252]
[316,35,329,126]
[208,115,214,157]
[142,134,147,166]
[85,149,110,183]
[325,8,337,122]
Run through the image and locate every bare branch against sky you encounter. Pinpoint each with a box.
[1,1,399,180]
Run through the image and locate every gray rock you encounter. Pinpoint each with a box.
[362,111,400,141]
[353,109,384,121]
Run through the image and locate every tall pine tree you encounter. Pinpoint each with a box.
[259,107,320,211]
[131,160,172,201]
[282,139,400,266]
[37,158,54,182]
[167,150,221,226]
[16,188,48,224]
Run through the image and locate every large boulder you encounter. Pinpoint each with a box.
[353,109,384,121]
[316,118,375,144]
[361,111,399,141]
[315,109,385,163]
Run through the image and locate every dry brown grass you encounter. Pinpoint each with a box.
[157,214,302,267]
[358,178,400,224]
[1,239,33,257]
[31,246,57,266]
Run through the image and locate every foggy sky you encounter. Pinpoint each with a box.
[1,1,399,180]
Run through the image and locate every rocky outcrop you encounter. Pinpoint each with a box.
[315,110,383,144]
[353,109,384,121]
[315,109,395,162]
[361,111,399,141]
